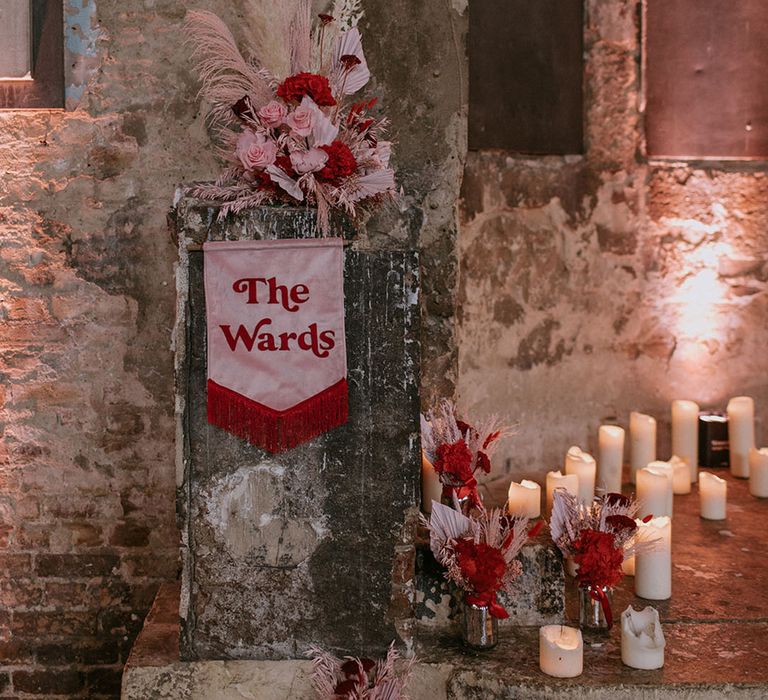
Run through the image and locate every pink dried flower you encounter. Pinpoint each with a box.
[289,147,328,174]
[235,130,277,170]
[285,104,315,137]
[257,100,287,127]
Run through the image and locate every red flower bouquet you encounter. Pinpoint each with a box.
[426,502,535,619]
[421,400,513,511]
[550,490,653,629]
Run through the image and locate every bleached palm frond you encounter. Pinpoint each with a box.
[185,10,274,129]
[427,501,473,558]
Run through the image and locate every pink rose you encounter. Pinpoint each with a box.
[257,100,287,127]
[289,148,329,174]
[235,130,277,170]
[285,104,315,137]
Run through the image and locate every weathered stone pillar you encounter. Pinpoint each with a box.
[171,200,421,660]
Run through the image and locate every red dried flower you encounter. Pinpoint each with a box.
[605,493,630,508]
[573,528,624,590]
[454,539,507,597]
[606,514,637,534]
[274,154,295,177]
[232,95,254,121]
[340,54,362,69]
[318,140,358,184]
[333,678,359,696]
[276,72,336,106]
[319,13,334,25]
[433,439,474,484]
[476,450,492,474]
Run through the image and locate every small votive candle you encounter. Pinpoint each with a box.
[421,451,442,514]
[508,479,541,518]
[598,425,625,493]
[635,516,671,601]
[564,446,597,504]
[727,396,755,478]
[539,625,583,678]
[546,470,579,514]
[636,465,673,519]
[671,400,699,484]
[699,472,727,520]
[749,447,768,498]
[630,412,657,483]
[621,606,665,670]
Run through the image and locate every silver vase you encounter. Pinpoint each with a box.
[462,602,498,650]
[579,585,613,631]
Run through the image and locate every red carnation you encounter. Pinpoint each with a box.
[318,140,358,184]
[433,439,474,484]
[573,528,624,590]
[454,539,507,596]
[276,72,336,106]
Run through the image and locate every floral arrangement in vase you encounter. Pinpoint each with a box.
[426,501,535,621]
[184,1,396,233]
[420,400,513,512]
[310,642,412,699]
[550,490,654,629]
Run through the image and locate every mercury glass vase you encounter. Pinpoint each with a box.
[462,602,498,650]
[579,585,613,631]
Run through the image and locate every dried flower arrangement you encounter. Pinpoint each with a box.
[310,642,413,699]
[420,400,514,511]
[550,490,655,627]
[426,501,537,619]
[184,0,396,233]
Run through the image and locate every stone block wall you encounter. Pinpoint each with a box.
[458,0,768,481]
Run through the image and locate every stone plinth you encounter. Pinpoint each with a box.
[171,199,421,660]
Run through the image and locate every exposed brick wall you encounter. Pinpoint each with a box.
[0,0,237,696]
[458,0,768,481]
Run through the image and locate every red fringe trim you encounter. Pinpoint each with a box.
[207,378,348,453]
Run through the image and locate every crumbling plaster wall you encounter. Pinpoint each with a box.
[0,0,466,696]
[458,0,768,482]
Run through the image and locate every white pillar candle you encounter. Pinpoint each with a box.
[630,412,657,483]
[621,606,665,670]
[636,465,673,519]
[545,470,579,514]
[539,625,583,678]
[635,516,671,600]
[598,425,625,493]
[727,396,755,478]
[668,455,692,495]
[672,400,699,483]
[508,479,541,518]
[421,452,442,513]
[749,447,768,498]
[699,472,727,520]
[564,446,597,504]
